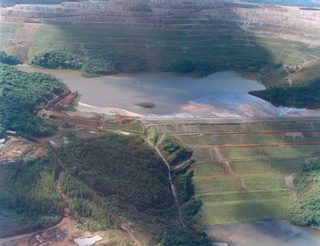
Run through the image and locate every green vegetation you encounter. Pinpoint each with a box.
[30,49,148,77]
[291,62,320,86]
[30,49,84,69]
[0,51,21,65]
[82,53,148,76]
[58,134,173,212]
[0,63,63,137]
[147,127,159,146]
[81,58,116,77]
[104,121,144,134]
[60,172,112,231]
[291,162,320,227]
[165,121,320,226]
[134,102,155,109]
[0,155,63,237]
[159,137,193,166]
[178,172,195,203]
[163,223,210,246]
[55,132,210,244]
[250,78,320,108]
[22,23,320,107]
[29,25,276,74]
[170,60,213,77]
[0,161,19,185]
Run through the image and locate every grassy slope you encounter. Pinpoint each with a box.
[1,22,319,77]
[291,61,320,86]
[26,24,320,92]
[35,25,320,67]
[163,120,320,226]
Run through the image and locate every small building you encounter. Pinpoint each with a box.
[74,235,103,246]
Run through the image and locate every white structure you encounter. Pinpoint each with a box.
[74,235,103,246]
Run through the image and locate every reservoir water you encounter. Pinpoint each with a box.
[17,65,320,117]
[205,220,320,246]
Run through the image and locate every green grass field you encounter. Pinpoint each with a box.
[165,120,320,226]
[104,121,144,134]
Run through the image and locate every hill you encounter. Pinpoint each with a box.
[1,0,319,68]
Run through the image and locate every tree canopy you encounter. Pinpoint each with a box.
[31,49,84,70]
[58,134,173,211]
[0,51,21,65]
[250,78,320,108]
[0,63,64,137]
[291,162,320,227]
[0,155,63,237]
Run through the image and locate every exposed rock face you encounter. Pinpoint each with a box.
[1,0,320,44]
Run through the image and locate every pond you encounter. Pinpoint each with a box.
[17,65,320,117]
[205,220,320,246]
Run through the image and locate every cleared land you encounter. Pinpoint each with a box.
[154,117,320,226]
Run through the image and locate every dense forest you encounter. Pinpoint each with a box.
[0,51,21,65]
[159,138,193,166]
[250,78,320,108]
[59,171,113,231]
[291,161,320,227]
[30,49,216,77]
[30,50,148,77]
[0,155,64,237]
[31,50,84,70]
[58,134,173,212]
[57,133,210,245]
[0,61,64,137]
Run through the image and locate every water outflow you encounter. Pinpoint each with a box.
[147,139,186,227]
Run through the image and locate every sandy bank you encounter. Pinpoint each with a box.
[77,102,143,118]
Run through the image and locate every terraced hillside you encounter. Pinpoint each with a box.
[151,117,320,226]
[1,0,320,70]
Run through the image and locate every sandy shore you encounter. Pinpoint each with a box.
[77,102,143,117]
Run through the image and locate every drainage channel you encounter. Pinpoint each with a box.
[146,138,186,228]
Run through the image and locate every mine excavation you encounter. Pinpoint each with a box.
[1,0,320,245]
